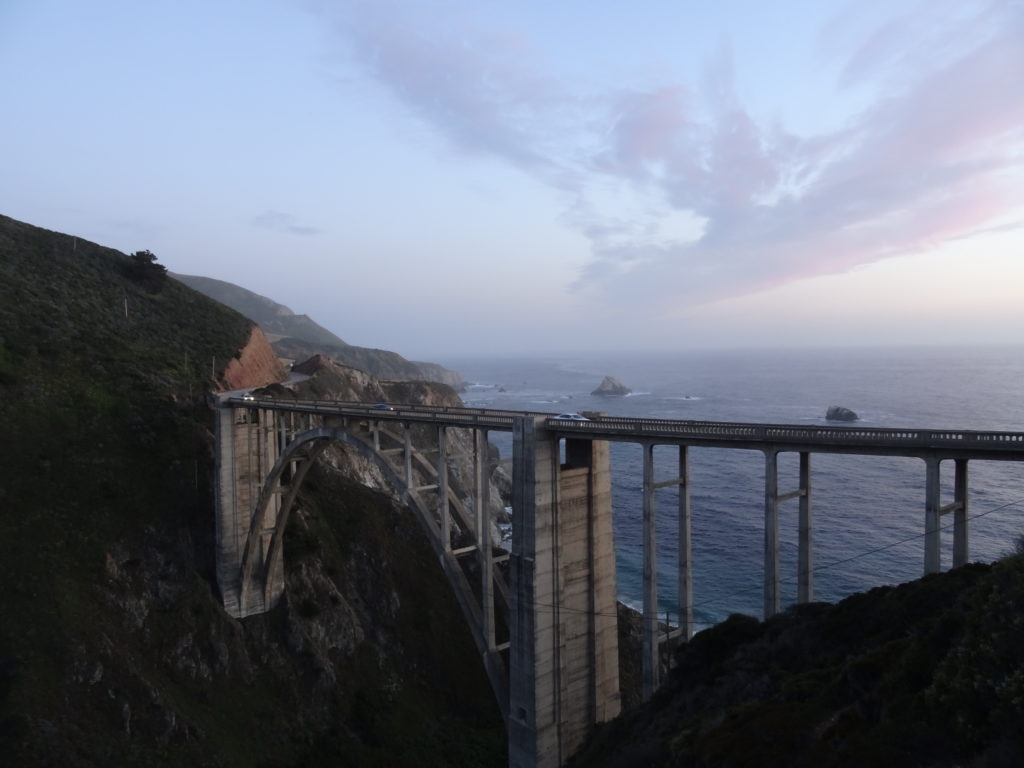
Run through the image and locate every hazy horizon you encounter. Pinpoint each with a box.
[2,0,1021,359]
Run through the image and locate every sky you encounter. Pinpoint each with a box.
[1,0,1022,359]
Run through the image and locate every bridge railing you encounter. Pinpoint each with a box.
[228,397,526,429]
[545,415,1024,455]
[226,396,1024,456]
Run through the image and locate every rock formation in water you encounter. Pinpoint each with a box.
[592,376,632,396]
[826,405,859,422]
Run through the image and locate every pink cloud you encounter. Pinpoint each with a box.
[319,0,1023,312]
[603,87,691,178]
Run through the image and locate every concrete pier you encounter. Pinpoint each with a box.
[677,446,693,642]
[925,457,970,575]
[763,450,812,619]
[214,402,283,618]
[509,417,620,768]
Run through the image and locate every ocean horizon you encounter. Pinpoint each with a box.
[441,344,1024,630]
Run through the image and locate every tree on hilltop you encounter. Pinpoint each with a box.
[125,249,168,292]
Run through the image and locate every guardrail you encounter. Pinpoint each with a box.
[542,415,1024,455]
[226,396,527,430]
[225,397,1024,457]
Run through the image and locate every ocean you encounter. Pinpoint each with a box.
[442,346,1024,632]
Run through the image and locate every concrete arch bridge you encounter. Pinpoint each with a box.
[214,396,1024,767]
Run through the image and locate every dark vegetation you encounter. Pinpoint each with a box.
[0,214,252,583]
[572,558,1024,766]
[0,215,502,766]
[285,467,504,766]
[125,250,168,292]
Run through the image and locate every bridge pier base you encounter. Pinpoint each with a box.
[214,401,284,618]
[510,417,620,768]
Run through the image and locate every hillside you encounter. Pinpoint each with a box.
[173,272,464,390]
[171,273,349,349]
[572,556,1024,767]
[0,215,503,766]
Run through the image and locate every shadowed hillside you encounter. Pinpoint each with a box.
[572,556,1024,767]
[0,215,503,767]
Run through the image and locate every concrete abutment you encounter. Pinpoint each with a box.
[509,418,620,768]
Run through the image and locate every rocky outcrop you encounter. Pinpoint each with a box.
[826,405,859,422]
[174,273,465,389]
[218,326,287,391]
[592,376,632,397]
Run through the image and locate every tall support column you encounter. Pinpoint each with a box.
[953,459,969,568]
[677,446,693,641]
[510,416,559,768]
[509,418,620,768]
[404,424,413,489]
[214,400,282,619]
[797,451,813,604]
[764,450,780,619]
[641,442,659,701]
[475,429,495,650]
[438,425,450,552]
[924,457,941,574]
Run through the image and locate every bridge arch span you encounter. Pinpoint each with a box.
[236,423,508,716]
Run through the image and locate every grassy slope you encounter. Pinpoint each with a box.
[0,215,249,762]
[0,215,252,627]
[0,215,503,766]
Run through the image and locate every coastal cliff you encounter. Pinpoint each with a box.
[0,215,503,767]
[219,326,287,390]
[175,273,464,390]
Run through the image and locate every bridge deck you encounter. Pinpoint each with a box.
[230,397,1024,461]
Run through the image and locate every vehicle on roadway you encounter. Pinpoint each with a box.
[554,413,589,421]
[242,393,256,401]
[371,403,395,411]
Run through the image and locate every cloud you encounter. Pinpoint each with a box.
[328,0,568,175]
[317,0,1024,311]
[251,211,320,236]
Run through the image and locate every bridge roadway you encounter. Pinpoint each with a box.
[229,395,1024,459]
[220,395,1024,766]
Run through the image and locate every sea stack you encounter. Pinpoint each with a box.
[592,376,631,396]
[826,405,859,422]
